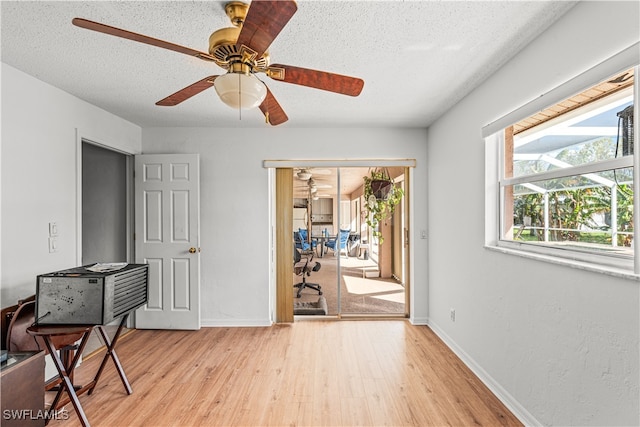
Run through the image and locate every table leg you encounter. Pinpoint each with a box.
[89,315,132,395]
[48,344,80,392]
[42,335,92,427]
[316,240,325,258]
[49,331,92,410]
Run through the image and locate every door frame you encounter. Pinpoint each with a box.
[265,159,416,322]
[75,131,136,324]
[274,168,294,323]
[75,132,135,268]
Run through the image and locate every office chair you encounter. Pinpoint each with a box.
[293,247,322,298]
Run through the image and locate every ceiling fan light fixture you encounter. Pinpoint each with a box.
[297,170,312,180]
[214,72,267,110]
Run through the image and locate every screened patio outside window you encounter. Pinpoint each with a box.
[484,45,638,273]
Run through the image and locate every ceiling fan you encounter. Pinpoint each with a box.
[295,177,332,200]
[72,1,364,126]
[295,168,331,180]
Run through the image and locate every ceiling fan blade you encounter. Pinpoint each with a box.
[236,1,297,58]
[156,76,219,107]
[267,64,364,96]
[72,18,216,62]
[259,87,288,126]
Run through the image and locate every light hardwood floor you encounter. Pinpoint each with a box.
[48,321,522,427]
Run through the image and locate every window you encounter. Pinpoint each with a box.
[484,46,638,273]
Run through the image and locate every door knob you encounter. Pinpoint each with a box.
[189,247,197,254]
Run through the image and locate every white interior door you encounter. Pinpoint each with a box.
[134,154,200,329]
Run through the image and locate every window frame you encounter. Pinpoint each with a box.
[484,44,640,276]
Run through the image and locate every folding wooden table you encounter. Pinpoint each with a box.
[26,314,132,427]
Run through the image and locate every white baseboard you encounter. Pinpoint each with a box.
[201,318,272,327]
[427,318,541,427]
[410,316,429,325]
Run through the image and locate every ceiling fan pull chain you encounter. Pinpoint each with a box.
[238,72,242,121]
[264,92,270,124]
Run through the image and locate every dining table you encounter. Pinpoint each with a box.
[311,234,331,258]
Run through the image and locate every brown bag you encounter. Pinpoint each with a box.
[6,300,83,352]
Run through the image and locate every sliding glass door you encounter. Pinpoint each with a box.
[291,166,408,318]
[338,168,407,316]
[293,167,340,315]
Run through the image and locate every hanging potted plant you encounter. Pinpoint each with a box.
[369,175,393,200]
[363,169,404,243]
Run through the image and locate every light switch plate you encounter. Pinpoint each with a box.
[49,222,58,237]
[48,237,58,253]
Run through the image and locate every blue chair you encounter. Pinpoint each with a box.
[294,231,304,250]
[325,229,350,257]
[296,229,316,252]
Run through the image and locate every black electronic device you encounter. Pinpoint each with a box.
[35,264,148,325]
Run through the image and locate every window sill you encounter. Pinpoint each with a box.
[485,243,640,281]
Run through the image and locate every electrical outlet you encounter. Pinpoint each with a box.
[48,237,58,253]
[450,308,456,322]
[49,222,58,237]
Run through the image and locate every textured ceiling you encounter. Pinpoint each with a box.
[1,1,576,129]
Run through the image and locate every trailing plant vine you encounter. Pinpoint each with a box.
[363,169,404,244]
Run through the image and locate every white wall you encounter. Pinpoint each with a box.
[1,64,142,304]
[141,127,428,325]
[426,2,639,426]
